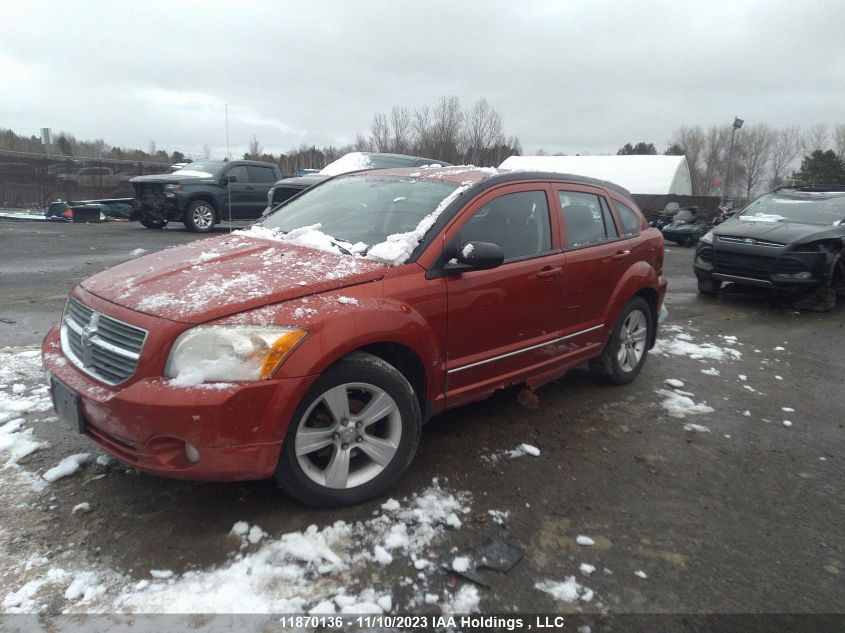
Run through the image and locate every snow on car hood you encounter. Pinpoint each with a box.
[715,216,841,244]
[80,234,387,323]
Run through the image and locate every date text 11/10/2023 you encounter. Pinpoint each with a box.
[275,615,566,630]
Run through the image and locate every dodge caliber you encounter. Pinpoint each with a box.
[43,167,668,507]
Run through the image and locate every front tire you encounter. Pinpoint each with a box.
[184,200,216,232]
[589,297,653,385]
[275,352,421,507]
[697,277,722,295]
[140,217,166,230]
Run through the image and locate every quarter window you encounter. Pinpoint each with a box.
[458,191,552,261]
[559,191,615,247]
[614,201,642,236]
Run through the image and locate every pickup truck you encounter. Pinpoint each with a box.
[130,160,282,232]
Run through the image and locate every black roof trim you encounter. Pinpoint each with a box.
[774,184,845,193]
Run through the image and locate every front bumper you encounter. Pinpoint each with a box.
[42,326,316,481]
[694,243,825,291]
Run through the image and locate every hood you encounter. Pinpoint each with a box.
[713,216,842,244]
[129,173,214,185]
[81,234,388,323]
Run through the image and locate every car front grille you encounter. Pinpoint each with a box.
[61,297,147,385]
[713,252,777,279]
[272,186,305,206]
[718,235,785,247]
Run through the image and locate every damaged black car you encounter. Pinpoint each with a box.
[694,185,845,310]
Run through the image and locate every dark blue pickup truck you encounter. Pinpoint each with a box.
[130,160,282,232]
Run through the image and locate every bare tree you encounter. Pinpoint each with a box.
[834,124,845,161]
[465,98,504,165]
[802,123,829,154]
[413,105,435,158]
[247,134,263,159]
[389,105,413,155]
[148,141,156,156]
[353,133,372,152]
[202,144,211,159]
[736,124,774,198]
[669,125,706,194]
[430,95,464,162]
[701,126,730,196]
[769,126,801,188]
[369,112,390,152]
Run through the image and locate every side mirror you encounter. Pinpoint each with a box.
[443,241,504,274]
[222,175,238,184]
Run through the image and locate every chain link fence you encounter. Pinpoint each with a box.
[0,150,172,210]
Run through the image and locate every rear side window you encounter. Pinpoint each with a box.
[614,200,642,236]
[248,166,277,183]
[459,190,552,261]
[559,191,616,248]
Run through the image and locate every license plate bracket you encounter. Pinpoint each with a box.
[51,377,86,434]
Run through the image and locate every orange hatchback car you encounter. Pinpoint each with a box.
[43,167,667,506]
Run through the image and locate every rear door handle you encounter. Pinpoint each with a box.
[611,249,631,261]
[536,266,563,279]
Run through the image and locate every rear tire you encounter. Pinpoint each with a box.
[697,277,722,295]
[275,352,421,507]
[184,200,216,232]
[589,297,653,385]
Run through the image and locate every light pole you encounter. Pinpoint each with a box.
[720,117,744,206]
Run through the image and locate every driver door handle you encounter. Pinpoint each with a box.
[536,266,563,280]
[611,249,631,261]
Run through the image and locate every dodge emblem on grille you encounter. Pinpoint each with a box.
[79,314,100,367]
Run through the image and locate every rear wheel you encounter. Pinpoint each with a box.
[590,297,653,385]
[697,277,722,295]
[275,352,421,507]
[184,200,216,232]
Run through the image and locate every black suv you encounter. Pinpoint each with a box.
[130,160,282,232]
[694,185,845,309]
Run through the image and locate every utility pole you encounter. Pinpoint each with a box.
[720,117,744,206]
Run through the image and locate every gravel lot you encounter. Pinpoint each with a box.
[0,218,842,621]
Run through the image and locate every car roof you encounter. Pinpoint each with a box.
[346,165,637,200]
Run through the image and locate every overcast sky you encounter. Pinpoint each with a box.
[4,0,845,159]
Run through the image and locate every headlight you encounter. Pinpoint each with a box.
[700,231,713,244]
[164,326,307,383]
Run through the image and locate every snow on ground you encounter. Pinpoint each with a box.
[652,326,742,362]
[576,535,595,546]
[656,389,715,419]
[2,475,478,615]
[535,577,594,603]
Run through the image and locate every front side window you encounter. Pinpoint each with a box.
[560,191,614,247]
[227,165,250,183]
[458,191,552,261]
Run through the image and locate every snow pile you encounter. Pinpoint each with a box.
[740,213,786,223]
[318,152,375,176]
[656,389,715,419]
[535,577,594,603]
[128,248,148,257]
[0,352,54,467]
[576,535,595,546]
[652,327,742,362]
[2,480,475,614]
[42,453,91,483]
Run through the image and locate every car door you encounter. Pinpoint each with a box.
[555,186,628,356]
[441,183,567,406]
[223,165,252,218]
[247,165,278,213]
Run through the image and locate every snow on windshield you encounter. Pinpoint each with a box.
[244,179,473,266]
[739,213,787,223]
[318,153,375,176]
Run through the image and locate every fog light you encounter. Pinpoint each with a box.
[185,442,200,463]
[780,271,813,279]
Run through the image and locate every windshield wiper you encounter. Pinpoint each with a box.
[329,239,354,256]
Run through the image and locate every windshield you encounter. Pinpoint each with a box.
[739,191,845,226]
[259,175,460,246]
[171,161,224,178]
